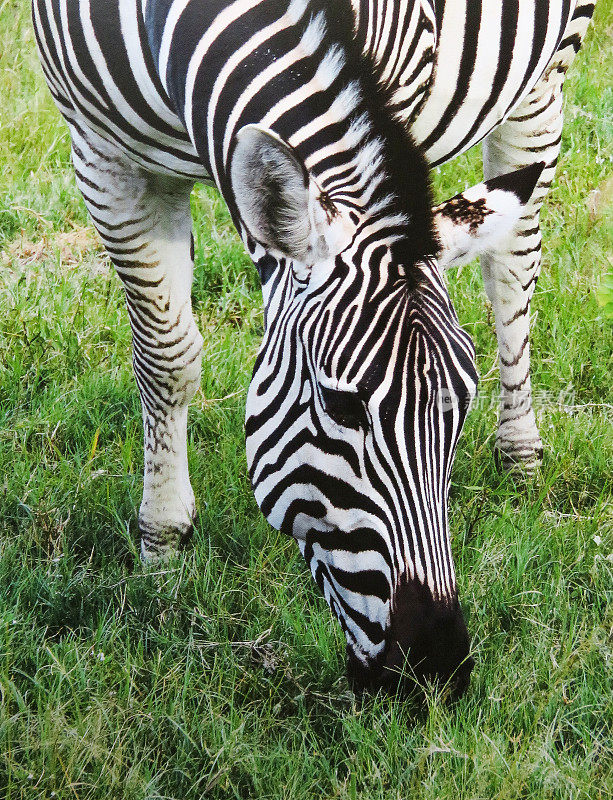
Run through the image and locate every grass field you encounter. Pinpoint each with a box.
[0,1,612,798]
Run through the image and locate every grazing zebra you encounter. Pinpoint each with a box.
[33,0,594,695]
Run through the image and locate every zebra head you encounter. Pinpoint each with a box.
[231,126,542,698]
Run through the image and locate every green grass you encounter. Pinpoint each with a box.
[0,1,612,798]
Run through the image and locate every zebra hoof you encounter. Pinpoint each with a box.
[139,520,194,563]
[493,439,544,476]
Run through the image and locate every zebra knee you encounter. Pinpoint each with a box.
[131,311,203,413]
[166,323,204,408]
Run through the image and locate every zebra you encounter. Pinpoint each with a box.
[32,0,594,696]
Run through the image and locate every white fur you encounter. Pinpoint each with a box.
[434,180,524,269]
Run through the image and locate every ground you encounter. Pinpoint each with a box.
[0,1,611,798]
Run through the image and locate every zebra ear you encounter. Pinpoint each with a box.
[230,125,355,263]
[434,163,545,269]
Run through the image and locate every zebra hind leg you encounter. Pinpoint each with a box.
[70,127,202,560]
[480,4,593,474]
[480,83,563,473]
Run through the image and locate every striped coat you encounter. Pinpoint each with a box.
[33,0,594,694]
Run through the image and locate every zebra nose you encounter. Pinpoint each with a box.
[381,609,473,698]
[346,642,474,700]
[383,579,473,697]
[380,640,474,699]
[346,585,474,699]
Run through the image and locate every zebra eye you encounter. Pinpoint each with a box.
[320,386,368,430]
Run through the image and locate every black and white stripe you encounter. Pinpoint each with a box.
[245,234,478,666]
[32,0,594,694]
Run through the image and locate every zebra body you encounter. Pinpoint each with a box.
[33,0,594,693]
[36,1,589,176]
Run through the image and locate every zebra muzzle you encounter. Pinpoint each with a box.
[346,580,474,700]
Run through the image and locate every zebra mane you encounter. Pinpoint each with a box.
[307,0,438,266]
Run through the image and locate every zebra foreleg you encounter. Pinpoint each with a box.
[480,82,565,473]
[70,128,202,560]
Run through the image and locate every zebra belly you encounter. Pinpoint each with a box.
[409,0,574,166]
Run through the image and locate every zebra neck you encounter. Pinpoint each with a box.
[142,0,438,262]
[293,0,439,246]
[351,0,438,122]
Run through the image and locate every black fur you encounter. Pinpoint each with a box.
[347,578,474,699]
[484,161,545,204]
[307,0,439,265]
